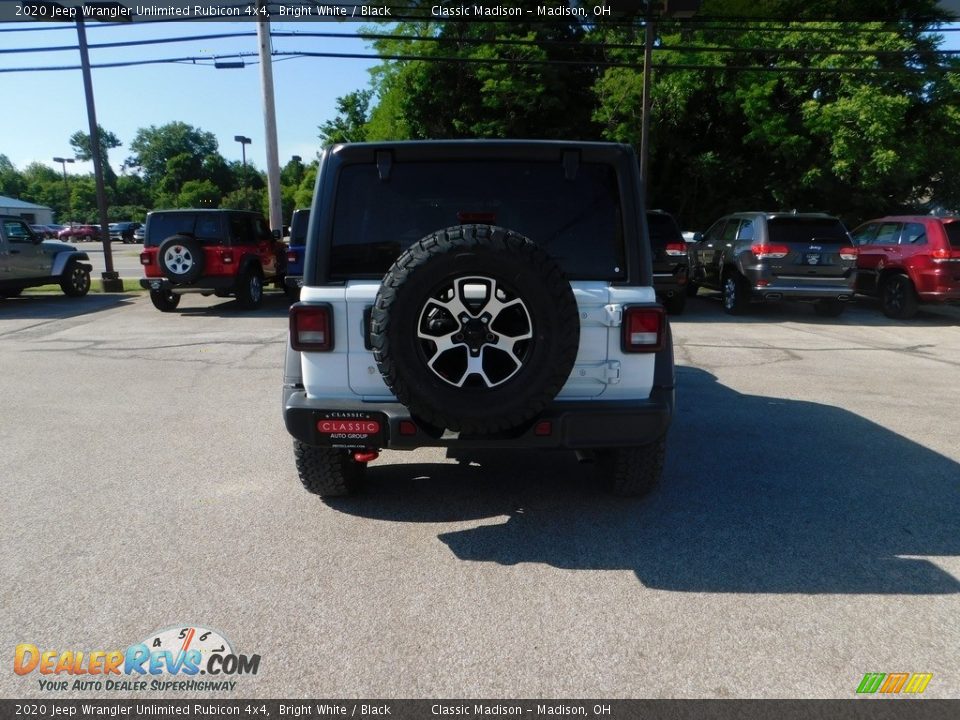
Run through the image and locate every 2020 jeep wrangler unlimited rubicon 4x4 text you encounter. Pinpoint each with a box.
[282,141,675,497]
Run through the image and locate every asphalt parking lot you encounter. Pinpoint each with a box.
[1,291,958,699]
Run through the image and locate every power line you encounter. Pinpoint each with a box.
[2,48,952,74]
[2,28,959,58]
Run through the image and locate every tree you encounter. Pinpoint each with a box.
[177,179,220,208]
[591,0,960,226]
[222,187,265,212]
[319,90,373,144]
[126,122,218,184]
[0,155,25,198]
[363,10,602,141]
[70,125,121,187]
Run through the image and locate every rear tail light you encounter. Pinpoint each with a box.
[220,249,234,264]
[751,243,790,259]
[839,247,858,261]
[286,250,299,264]
[931,247,960,263]
[139,252,151,265]
[664,242,687,257]
[622,306,665,353]
[290,304,333,351]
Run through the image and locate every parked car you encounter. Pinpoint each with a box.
[690,212,858,316]
[58,224,100,243]
[283,208,310,299]
[648,210,691,314]
[133,225,145,243]
[0,215,92,298]
[30,224,55,239]
[108,221,142,244]
[850,215,960,318]
[139,208,287,311]
[282,140,675,498]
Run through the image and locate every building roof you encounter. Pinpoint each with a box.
[0,195,52,211]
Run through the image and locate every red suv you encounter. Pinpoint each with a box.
[851,215,960,318]
[139,209,287,312]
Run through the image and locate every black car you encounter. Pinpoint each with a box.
[648,210,691,314]
[108,221,142,244]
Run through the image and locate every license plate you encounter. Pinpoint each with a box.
[149,280,161,289]
[806,254,820,265]
[314,412,385,448]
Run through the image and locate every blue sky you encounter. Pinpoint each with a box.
[1,13,958,180]
[0,16,379,174]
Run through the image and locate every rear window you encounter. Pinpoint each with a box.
[290,210,310,245]
[145,213,223,247]
[647,212,683,247]
[329,161,625,280]
[767,217,849,244]
[944,220,960,248]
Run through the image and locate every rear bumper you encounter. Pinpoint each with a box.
[140,276,237,293]
[283,391,674,450]
[748,276,856,301]
[284,274,304,290]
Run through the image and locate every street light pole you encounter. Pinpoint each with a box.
[52,156,75,223]
[234,135,251,169]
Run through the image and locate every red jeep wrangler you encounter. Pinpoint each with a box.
[139,209,287,312]
[851,215,960,318]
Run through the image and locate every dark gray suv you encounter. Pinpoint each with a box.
[691,212,858,316]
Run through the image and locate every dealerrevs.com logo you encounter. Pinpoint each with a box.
[13,626,260,692]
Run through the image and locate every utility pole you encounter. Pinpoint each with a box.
[257,0,283,232]
[76,11,124,292]
[639,14,655,190]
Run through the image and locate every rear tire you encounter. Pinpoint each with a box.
[293,442,366,497]
[0,288,24,298]
[686,281,700,298]
[663,292,687,315]
[814,299,846,317]
[149,289,180,312]
[235,265,264,310]
[595,438,666,498]
[880,274,918,319]
[722,271,750,315]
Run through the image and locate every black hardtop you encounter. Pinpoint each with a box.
[327,139,635,164]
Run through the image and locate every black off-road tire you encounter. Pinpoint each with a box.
[595,437,667,498]
[370,224,580,434]
[686,280,700,298]
[663,292,687,315]
[722,270,750,315]
[149,288,180,312]
[235,264,264,309]
[293,441,365,497]
[880,274,919,319]
[814,299,846,317]
[0,288,24,298]
[157,235,205,284]
[60,261,91,297]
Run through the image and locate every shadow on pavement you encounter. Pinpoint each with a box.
[0,293,136,319]
[171,293,292,318]
[678,292,960,327]
[329,366,960,595]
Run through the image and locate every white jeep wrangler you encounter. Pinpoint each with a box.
[282,141,675,497]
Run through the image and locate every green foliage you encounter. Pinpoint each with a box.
[222,187,265,212]
[126,122,218,184]
[319,90,373,144]
[70,125,121,187]
[293,163,318,209]
[177,179,221,208]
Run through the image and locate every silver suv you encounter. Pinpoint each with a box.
[282,141,675,497]
[692,212,858,316]
[0,215,92,299]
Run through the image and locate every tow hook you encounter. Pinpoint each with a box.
[353,451,379,463]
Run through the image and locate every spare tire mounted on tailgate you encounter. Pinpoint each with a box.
[370,224,580,434]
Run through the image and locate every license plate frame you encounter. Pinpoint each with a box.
[313,411,386,449]
[805,253,821,265]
